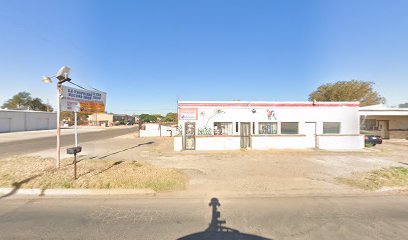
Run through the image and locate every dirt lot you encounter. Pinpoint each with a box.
[19,135,408,196]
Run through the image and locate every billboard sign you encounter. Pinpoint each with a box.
[61,86,107,113]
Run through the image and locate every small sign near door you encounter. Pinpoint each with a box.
[179,108,198,120]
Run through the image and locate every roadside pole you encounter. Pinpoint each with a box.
[68,109,81,180]
[42,66,72,169]
[56,83,62,169]
[73,107,79,180]
[74,111,77,179]
[74,111,78,147]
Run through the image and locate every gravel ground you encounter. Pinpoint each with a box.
[25,135,408,196]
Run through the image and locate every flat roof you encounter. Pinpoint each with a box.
[359,104,408,116]
[178,101,360,108]
[0,109,56,114]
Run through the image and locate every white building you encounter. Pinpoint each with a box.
[0,109,57,133]
[360,104,408,139]
[174,101,364,151]
[140,123,177,137]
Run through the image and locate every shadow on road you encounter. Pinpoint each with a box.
[178,197,272,240]
[91,141,155,160]
[0,173,43,199]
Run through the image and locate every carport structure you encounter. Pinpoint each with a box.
[360,105,408,139]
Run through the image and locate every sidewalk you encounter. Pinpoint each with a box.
[0,127,107,143]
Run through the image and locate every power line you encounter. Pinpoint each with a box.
[67,81,88,90]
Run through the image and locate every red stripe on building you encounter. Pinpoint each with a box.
[178,103,359,108]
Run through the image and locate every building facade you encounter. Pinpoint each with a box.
[360,105,408,139]
[88,113,136,126]
[174,101,364,151]
[0,110,57,133]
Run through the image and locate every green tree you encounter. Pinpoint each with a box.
[139,114,157,122]
[2,91,32,109]
[154,114,163,122]
[29,98,53,112]
[163,112,177,122]
[1,91,53,111]
[308,80,385,106]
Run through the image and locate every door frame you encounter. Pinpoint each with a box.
[305,122,317,148]
[183,122,196,150]
[240,122,251,149]
[378,120,390,139]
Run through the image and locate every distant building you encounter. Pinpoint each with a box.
[88,113,135,126]
[0,109,57,133]
[360,104,408,139]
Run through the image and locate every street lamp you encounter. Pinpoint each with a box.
[42,66,71,169]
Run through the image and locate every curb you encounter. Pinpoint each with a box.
[0,188,155,197]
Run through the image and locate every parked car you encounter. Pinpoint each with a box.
[364,135,383,146]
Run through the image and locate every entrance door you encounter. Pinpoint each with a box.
[304,122,317,148]
[240,122,251,149]
[378,120,389,139]
[184,122,196,150]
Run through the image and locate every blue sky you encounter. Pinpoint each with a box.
[0,0,407,114]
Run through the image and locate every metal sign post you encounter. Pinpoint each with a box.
[74,111,78,147]
[62,85,107,180]
[67,106,81,180]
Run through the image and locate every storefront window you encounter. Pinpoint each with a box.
[361,119,376,131]
[323,122,341,134]
[281,122,298,134]
[214,122,233,135]
[259,122,277,134]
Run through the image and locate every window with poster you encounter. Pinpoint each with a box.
[213,122,233,135]
[259,122,277,134]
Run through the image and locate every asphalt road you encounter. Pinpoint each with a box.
[0,126,138,158]
[0,195,407,239]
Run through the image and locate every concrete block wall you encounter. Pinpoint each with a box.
[0,110,56,133]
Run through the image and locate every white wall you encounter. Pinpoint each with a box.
[160,125,177,137]
[252,136,308,149]
[0,110,57,133]
[176,101,363,150]
[140,124,176,137]
[174,135,364,151]
[180,105,360,136]
[196,137,240,151]
[317,135,364,150]
[174,137,183,151]
[140,125,159,137]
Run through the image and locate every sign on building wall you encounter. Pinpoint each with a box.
[178,108,198,120]
[61,86,107,113]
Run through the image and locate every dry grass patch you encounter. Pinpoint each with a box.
[337,167,408,190]
[0,155,187,192]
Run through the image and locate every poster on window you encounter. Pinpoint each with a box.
[178,108,198,120]
[61,85,107,113]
